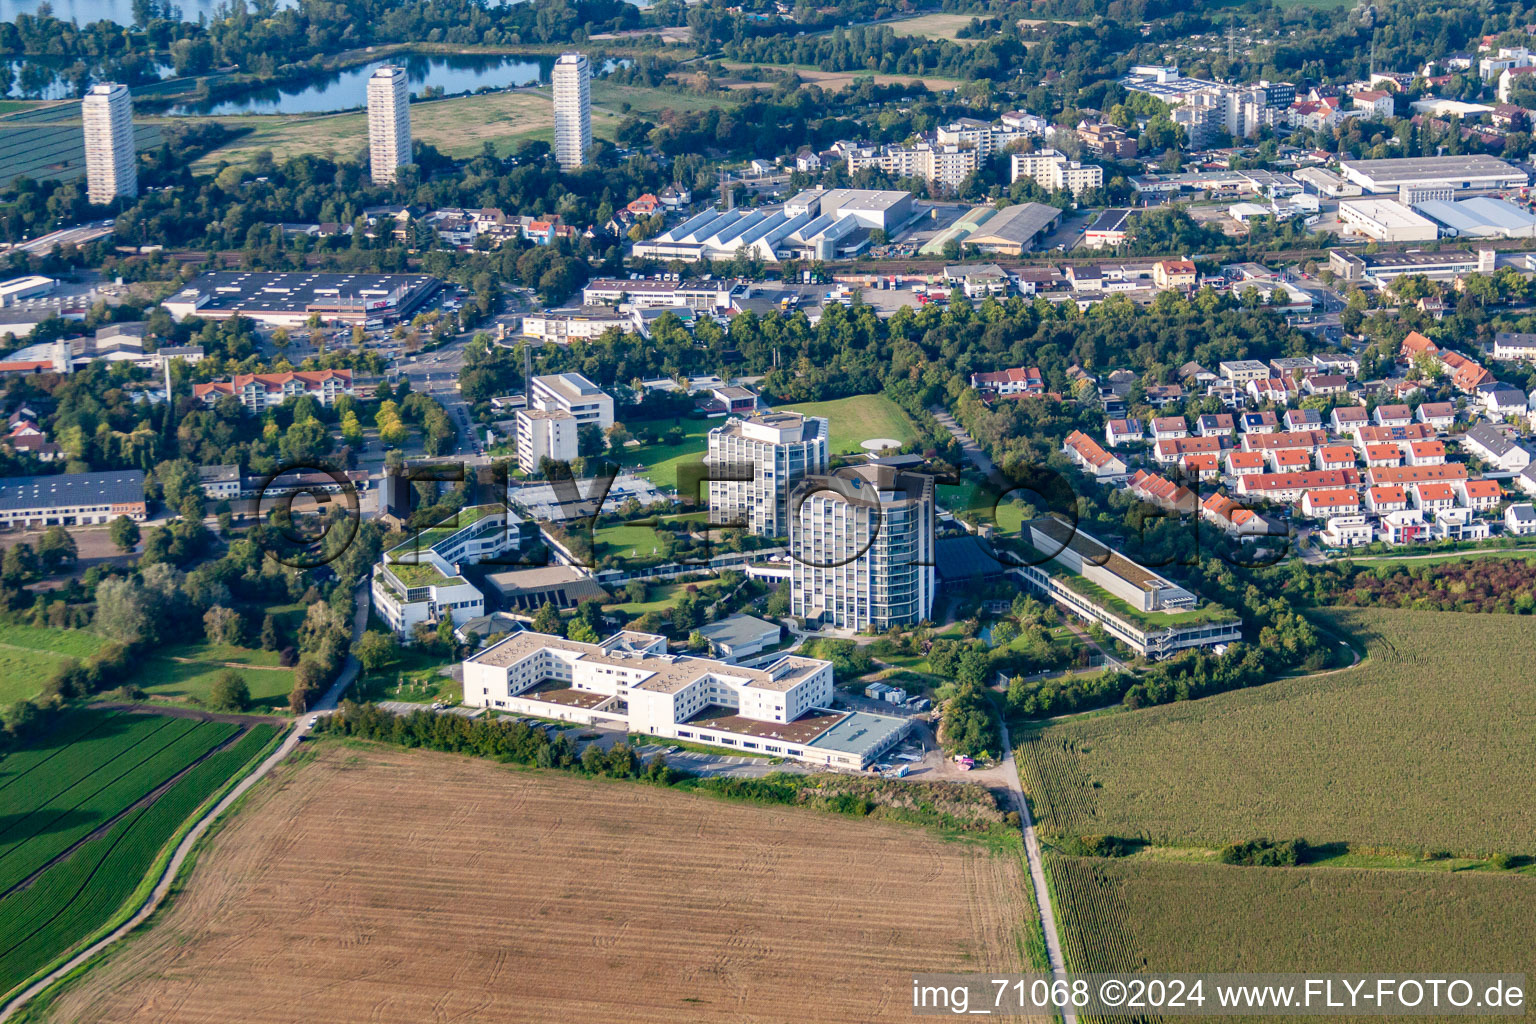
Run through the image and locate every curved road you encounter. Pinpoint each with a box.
[0,585,370,1023]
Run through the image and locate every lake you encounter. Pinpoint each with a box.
[167,54,623,116]
[0,0,292,22]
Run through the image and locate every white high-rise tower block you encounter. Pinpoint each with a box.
[81,83,137,204]
[552,53,591,170]
[367,66,412,185]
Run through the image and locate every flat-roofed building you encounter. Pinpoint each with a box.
[529,372,613,430]
[514,408,577,474]
[162,271,441,327]
[962,202,1063,255]
[552,53,592,170]
[0,469,146,527]
[1337,199,1439,242]
[463,630,906,768]
[790,464,935,630]
[483,565,608,610]
[706,411,828,538]
[371,505,522,636]
[1338,154,1527,193]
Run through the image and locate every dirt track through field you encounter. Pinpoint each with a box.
[43,744,1043,1024]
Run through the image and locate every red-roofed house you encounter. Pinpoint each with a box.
[1127,469,1195,512]
[1456,478,1504,510]
[1364,444,1402,468]
[1062,430,1128,479]
[1330,406,1369,433]
[1150,416,1188,440]
[1352,90,1395,117]
[1301,488,1361,518]
[193,369,354,411]
[1153,259,1197,289]
[971,366,1045,396]
[1104,417,1143,447]
[1401,331,1439,358]
[1153,436,1222,465]
[1238,469,1361,502]
[1366,485,1409,512]
[1316,445,1356,470]
[1412,482,1457,514]
[1269,448,1312,472]
[1374,404,1412,427]
[1225,449,1267,477]
[1181,452,1221,481]
[1407,440,1446,466]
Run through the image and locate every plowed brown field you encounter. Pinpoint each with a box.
[42,743,1043,1024]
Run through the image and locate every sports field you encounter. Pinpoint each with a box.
[884,13,986,42]
[1048,855,1535,1018]
[40,743,1046,1024]
[0,625,107,704]
[779,394,920,455]
[1017,609,1536,854]
[0,709,277,1000]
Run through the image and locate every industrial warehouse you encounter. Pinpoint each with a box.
[461,629,911,769]
[1336,154,1528,193]
[630,188,915,262]
[162,271,444,326]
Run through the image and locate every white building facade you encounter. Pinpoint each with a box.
[81,83,137,204]
[790,465,935,630]
[706,412,829,538]
[366,66,412,185]
[552,53,592,170]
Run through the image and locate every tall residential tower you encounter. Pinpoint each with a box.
[789,465,936,630]
[707,412,829,538]
[81,83,137,204]
[367,66,412,185]
[552,53,591,170]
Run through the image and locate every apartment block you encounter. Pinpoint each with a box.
[706,412,829,538]
[81,83,137,203]
[366,66,412,185]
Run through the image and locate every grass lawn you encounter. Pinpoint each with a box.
[777,394,919,455]
[714,61,962,92]
[604,579,719,617]
[591,512,709,563]
[0,625,108,704]
[1342,547,1536,566]
[139,644,296,712]
[350,646,460,705]
[882,13,985,42]
[619,417,714,492]
[184,82,741,170]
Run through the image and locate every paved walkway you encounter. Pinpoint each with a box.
[995,713,1077,1024]
[0,582,371,1022]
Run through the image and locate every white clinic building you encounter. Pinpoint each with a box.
[366,66,412,185]
[371,505,520,636]
[462,630,912,768]
[552,53,592,170]
[707,411,829,537]
[529,371,613,429]
[514,407,578,474]
[81,83,137,204]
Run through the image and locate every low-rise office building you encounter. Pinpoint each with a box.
[371,505,524,637]
[462,630,909,769]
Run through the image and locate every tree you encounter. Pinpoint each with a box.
[93,576,156,644]
[352,630,401,672]
[259,613,279,651]
[37,526,78,573]
[203,604,245,646]
[109,515,140,553]
[1,543,39,585]
[532,601,562,634]
[567,618,599,643]
[208,670,250,712]
[688,630,709,652]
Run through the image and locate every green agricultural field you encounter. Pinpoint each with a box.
[0,717,277,1000]
[1018,609,1536,855]
[778,394,920,455]
[138,645,296,712]
[0,625,108,704]
[1048,855,1535,1022]
[619,417,714,492]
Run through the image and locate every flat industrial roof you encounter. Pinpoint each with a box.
[1413,197,1536,236]
[966,202,1061,246]
[169,271,439,313]
[1338,199,1439,230]
[0,470,145,510]
[686,705,845,745]
[1339,154,1526,182]
[806,710,909,756]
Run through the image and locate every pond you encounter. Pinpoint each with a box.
[166,53,602,116]
[0,56,174,100]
